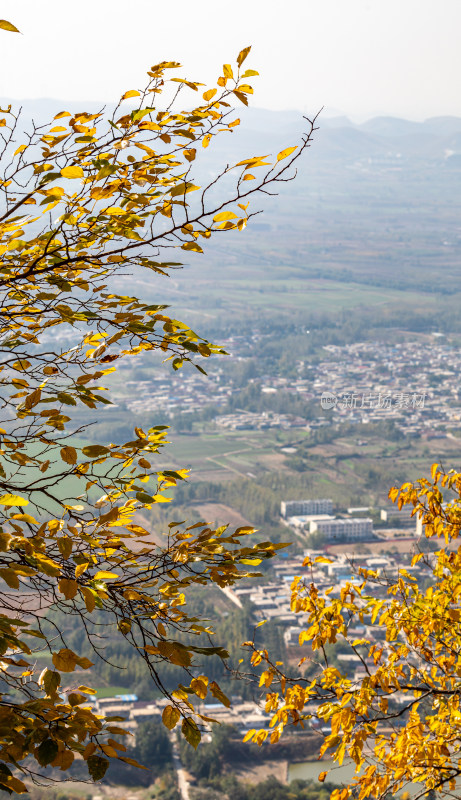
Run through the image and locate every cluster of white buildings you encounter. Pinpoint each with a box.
[104,333,461,441]
[281,498,375,543]
[281,499,333,518]
[215,410,306,431]
[121,370,231,418]
[228,546,433,687]
[306,338,461,436]
[78,691,272,737]
[80,544,434,737]
[227,549,401,627]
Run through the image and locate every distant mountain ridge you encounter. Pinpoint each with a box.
[2,97,461,163]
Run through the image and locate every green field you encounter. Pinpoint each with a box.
[157,273,436,318]
[152,424,461,518]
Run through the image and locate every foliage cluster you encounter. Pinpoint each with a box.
[100,720,172,786]
[245,465,461,800]
[42,593,282,701]
[0,43,314,790]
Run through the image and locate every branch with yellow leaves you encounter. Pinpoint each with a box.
[0,47,314,791]
[244,464,461,800]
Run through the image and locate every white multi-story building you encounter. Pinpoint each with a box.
[380,506,415,527]
[288,513,335,529]
[310,517,373,542]
[281,498,333,518]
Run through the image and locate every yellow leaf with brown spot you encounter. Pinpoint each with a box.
[277,146,297,161]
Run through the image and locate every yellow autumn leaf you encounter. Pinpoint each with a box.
[203,89,217,102]
[5,777,27,794]
[61,166,84,179]
[0,568,19,589]
[277,146,297,161]
[213,211,237,222]
[191,676,208,699]
[157,641,191,667]
[10,513,38,524]
[0,493,28,507]
[122,90,140,100]
[105,206,124,215]
[237,46,251,67]
[57,537,72,559]
[52,649,78,672]
[53,649,93,672]
[80,587,96,612]
[68,692,89,706]
[93,571,120,580]
[35,554,61,577]
[60,446,77,465]
[58,579,78,600]
[0,19,20,33]
[209,680,230,707]
[181,241,203,253]
[100,744,118,758]
[75,562,89,578]
[0,532,12,552]
[162,705,181,730]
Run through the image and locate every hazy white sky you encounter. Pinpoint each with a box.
[2,0,460,120]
